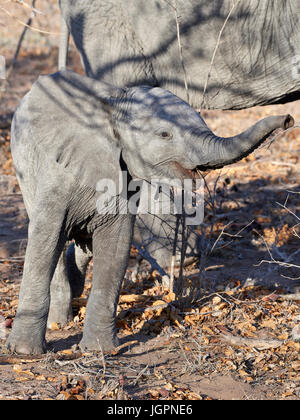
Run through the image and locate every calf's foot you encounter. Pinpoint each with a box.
[47,304,73,329]
[79,326,120,352]
[6,319,46,354]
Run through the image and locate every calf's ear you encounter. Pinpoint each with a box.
[30,70,126,138]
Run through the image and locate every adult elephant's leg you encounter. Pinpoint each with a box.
[6,203,67,354]
[80,214,134,352]
[66,242,92,298]
[47,242,73,328]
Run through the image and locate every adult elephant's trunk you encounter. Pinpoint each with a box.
[194,114,294,170]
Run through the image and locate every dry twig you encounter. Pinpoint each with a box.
[163,0,190,103]
[0,350,82,365]
[0,0,37,103]
[9,0,43,15]
[0,2,58,35]
[201,0,241,110]
[220,333,283,351]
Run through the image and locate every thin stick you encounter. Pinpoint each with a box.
[279,293,300,301]
[164,0,190,103]
[97,340,106,379]
[200,0,241,110]
[8,0,43,15]
[0,351,82,365]
[262,125,300,149]
[276,201,300,222]
[109,340,138,355]
[0,4,58,35]
[256,259,300,270]
[173,0,190,103]
[177,210,187,299]
[169,214,180,293]
[0,0,37,102]
[220,333,283,351]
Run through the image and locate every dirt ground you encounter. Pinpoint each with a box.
[0,1,299,401]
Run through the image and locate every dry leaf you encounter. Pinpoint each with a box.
[261,319,277,330]
[239,369,249,377]
[212,296,222,305]
[49,322,60,331]
[282,391,294,398]
[10,299,19,307]
[60,349,73,355]
[36,375,46,381]
[149,389,160,398]
[221,333,283,350]
[15,376,31,382]
[201,325,214,335]
[291,361,300,371]
[119,294,146,304]
[163,292,176,303]
[78,306,86,319]
[165,383,173,391]
[13,365,34,376]
[200,305,211,314]
[153,299,167,307]
[202,336,210,345]
[187,392,203,400]
[158,388,169,398]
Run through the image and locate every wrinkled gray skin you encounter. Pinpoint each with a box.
[59,0,300,109]
[58,0,300,274]
[6,70,293,354]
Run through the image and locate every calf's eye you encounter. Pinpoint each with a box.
[158,130,172,140]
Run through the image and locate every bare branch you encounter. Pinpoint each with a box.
[220,333,283,351]
[200,0,241,110]
[8,0,43,15]
[173,0,190,104]
[0,0,37,103]
[276,200,300,222]
[0,3,59,35]
[164,0,190,103]
[169,214,180,293]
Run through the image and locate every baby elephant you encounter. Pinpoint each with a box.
[6,70,293,354]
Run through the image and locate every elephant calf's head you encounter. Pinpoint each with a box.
[30,71,294,194]
[113,85,294,185]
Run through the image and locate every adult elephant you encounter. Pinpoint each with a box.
[59,0,300,110]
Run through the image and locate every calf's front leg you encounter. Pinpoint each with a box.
[6,205,67,354]
[80,214,134,352]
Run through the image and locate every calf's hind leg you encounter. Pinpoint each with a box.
[47,242,92,328]
[67,242,92,298]
[47,243,73,329]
